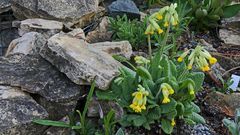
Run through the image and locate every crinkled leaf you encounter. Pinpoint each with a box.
[161,119,173,134]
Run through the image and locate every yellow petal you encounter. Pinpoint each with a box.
[162,97,170,104]
[171,119,176,126]
[177,57,183,62]
[209,57,217,65]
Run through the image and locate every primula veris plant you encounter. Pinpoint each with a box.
[97,52,206,134]
[223,108,240,135]
[177,45,217,72]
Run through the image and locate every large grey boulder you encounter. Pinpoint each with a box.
[0,0,11,14]
[40,33,122,90]
[0,86,48,135]
[5,32,46,56]
[0,54,81,119]
[11,0,102,27]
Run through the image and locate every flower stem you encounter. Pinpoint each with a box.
[148,35,152,59]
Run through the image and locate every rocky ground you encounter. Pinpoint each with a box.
[0,0,240,135]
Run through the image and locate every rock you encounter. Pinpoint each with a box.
[67,28,86,40]
[11,0,101,27]
[0,86,48,135]
[108,0,140,20]
[0,54,81,119]
[0,0,11,14]
[0,28,19,56]
[220,14,240,47]
[18,19,63,38]
[88,97,124,120]
[199,39,217,52]
[90,41,132,59]
[5,32,46,56]
[36,97,78,120]
[205,91,240,116]
[40,33,122,90]
[86,16,112,43]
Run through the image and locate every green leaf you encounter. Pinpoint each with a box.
[184,118,196,125]
[188,112,205,124]
[115,128,125,135]
[112,55,128,62]
[191,102,201,113]
[169,61,177,77]
[161,56,172,78]
[160,98,177,114]
[176,102,185,116]
[133,115,147,127]
[222,119,238,135]
[32,119,71,128]
[166,109,177,120]
[136,66,152,80]
[96,90,118,100]
[147,107,161,120]
[143,122,151,130]
[161,119,173,134]
[188,72,204,91]
[223,4,240,18]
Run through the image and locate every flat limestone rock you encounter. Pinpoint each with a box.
[11,0,100,27]
[90,41,132,59]
[0,54,81,102]
[5,32,46,56]
[40,34,122,90]
[0,86,48,135]
[18,19,63,38]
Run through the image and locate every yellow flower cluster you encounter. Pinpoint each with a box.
[134,56,150,65]
[145,3,179,35]
[177,46,217,72]
[129,85,149,113]
[161,83,174,104]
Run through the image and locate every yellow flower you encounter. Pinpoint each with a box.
[177,57,183,62]
[168,88,174,95]
[164,21,169,27]
[161,83,174,104]
[189,89,195,95]
[162,97,170,103]
[209,57,217,65]
[177,50,189,63]
[201,65,210,72]
[157,28,163,34]
[171,119,176,126]
[135,92,143,100]
[130,85,149,113]
[156,14,163,20]
[172,20,178,26]
[187,64,192,70]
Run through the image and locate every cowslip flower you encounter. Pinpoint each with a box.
[171,119,176,126]
[129,85,149,113]
[134,56,150,65]
[177,46,217,72]
[145,3,179,35]
[188,83,195,95]
[177,50,190,62]
[161,83,174,104]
